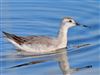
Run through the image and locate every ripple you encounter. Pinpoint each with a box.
[1,0,99,75]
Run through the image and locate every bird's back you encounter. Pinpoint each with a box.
[20,36,58,53]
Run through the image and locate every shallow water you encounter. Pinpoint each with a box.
[1,0,100,75]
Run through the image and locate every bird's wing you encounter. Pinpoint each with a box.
[3,31,53,46]
[23,36,54,47]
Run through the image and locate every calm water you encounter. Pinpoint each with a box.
[1,0,100,75]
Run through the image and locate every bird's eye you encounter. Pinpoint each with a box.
[69,20,72,22]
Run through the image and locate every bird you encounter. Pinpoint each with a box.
[3,17,87,54]
[3,17,88,75]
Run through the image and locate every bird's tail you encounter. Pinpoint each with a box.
[3,31,15,39]
[3,31,24,45]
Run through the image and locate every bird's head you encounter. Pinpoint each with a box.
[61,17,88,29]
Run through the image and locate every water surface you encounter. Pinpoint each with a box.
[1,0,100,75]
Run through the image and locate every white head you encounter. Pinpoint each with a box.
[61,17,77,29]
[61,17,88,29]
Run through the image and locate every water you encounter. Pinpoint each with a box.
[1,0,100,75]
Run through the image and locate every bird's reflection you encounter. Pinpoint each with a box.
[2,43,92,75]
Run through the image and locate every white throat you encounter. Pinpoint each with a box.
[57,25,69,48]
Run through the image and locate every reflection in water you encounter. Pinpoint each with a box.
[8,60,48,69]
[2,44,92,75]
[1,43,91,60]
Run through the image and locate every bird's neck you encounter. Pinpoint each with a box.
[57,25,69,48]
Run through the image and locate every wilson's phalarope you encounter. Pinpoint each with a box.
[3,17,89,75]
[3,17,87,54]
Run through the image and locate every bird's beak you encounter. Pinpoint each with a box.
[76,22,89,28]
